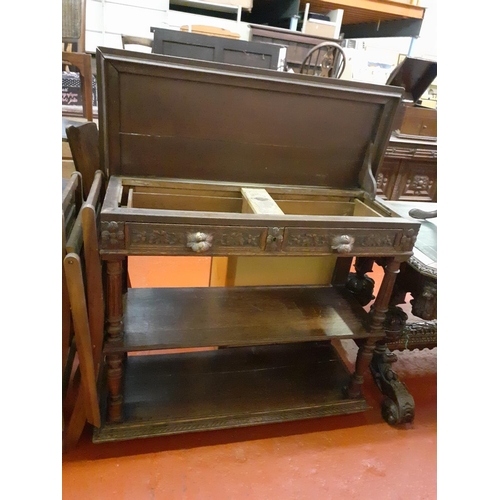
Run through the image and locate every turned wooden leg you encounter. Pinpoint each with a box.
[347,257,402,398]
[368,257,416,425]
[106,259,124,341]
[106,353,125,423]
[105,258,125,422]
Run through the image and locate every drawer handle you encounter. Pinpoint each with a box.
[331,235,354,253]
[186,232,213,252]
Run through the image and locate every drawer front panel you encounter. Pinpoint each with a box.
[124,223,268,255]
[101,222,417,256]
[283,227,409,255]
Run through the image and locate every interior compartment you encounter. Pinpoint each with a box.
[119,179,383,218]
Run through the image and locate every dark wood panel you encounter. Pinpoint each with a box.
[151,27,283,70]
[394,160,437,202]
[103,285,374,353]
[94,342,369,442]
[96,47,403,189]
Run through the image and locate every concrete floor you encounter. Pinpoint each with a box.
[62,257,437,499]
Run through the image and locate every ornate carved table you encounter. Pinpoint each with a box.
[93,47,421,442]
[348,201,436,425]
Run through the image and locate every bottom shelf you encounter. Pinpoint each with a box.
[94,341,369,443]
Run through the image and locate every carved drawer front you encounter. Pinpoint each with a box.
[282,227,407,255]
[121,223,269,255]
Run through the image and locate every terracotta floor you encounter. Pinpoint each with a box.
[62,257,437,499]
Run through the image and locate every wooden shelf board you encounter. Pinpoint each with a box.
[104,285,376,354]
[94,342,369,442]
[303,0,426,24]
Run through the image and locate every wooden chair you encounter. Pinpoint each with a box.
[63,0,94,121]
[65,121,102,199]
[62,170,105,451]
[121,35,153,52]
[299,41,347,79]
[62,0,86,52]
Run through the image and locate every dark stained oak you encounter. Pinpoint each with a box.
[94,342,369,442]
[103,285,376,354]
[91,47,422,438]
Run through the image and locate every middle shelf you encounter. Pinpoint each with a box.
[104,285,376,354]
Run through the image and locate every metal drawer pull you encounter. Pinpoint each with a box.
[331,235,354,253]
[186,232,213,252]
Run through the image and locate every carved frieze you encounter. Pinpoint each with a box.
[285,230,397,252]
[130,228,182,246]
[219,231,262,247]
[126,223,266,252]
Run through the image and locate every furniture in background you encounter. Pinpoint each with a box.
[62,0,94,121]
[347,200,437,425]
[62,0,86,52]
[150,26,286,70]
[375,134,437,202]
[90,47,419,443]
[249,24,342,72]
[299,41,346,78]
[62,52,94,121]
[121,35,153,52]
[386,56,437,141]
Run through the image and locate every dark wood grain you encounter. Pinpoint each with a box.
[93,47,421,433]
[96,47,403,189]
[151,27,284,70]
[103,285,375,353]
[94,342,369,442]
[66,122,102,200]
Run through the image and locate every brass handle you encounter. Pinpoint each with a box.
[186,232,213,252]
[331,235,354,253]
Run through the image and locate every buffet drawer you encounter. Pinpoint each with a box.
[100,221,415,256]
[282,227,407,255]
[121,222,269,255]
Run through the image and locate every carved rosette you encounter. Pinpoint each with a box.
[101,221,125,249]
[265,227,284,251]
[403,174,435,198]
[400,228,418,252]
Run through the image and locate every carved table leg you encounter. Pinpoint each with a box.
[346,257,402,399]
[370,346,414,425]
[105,258,126,423]
[369,258,416,425]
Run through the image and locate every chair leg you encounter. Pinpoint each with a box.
[80,56,93,122]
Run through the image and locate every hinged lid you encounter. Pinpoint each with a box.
[386,56,437,103]
[96,47,403,192]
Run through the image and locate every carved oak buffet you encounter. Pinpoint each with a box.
[93,47,420,442]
